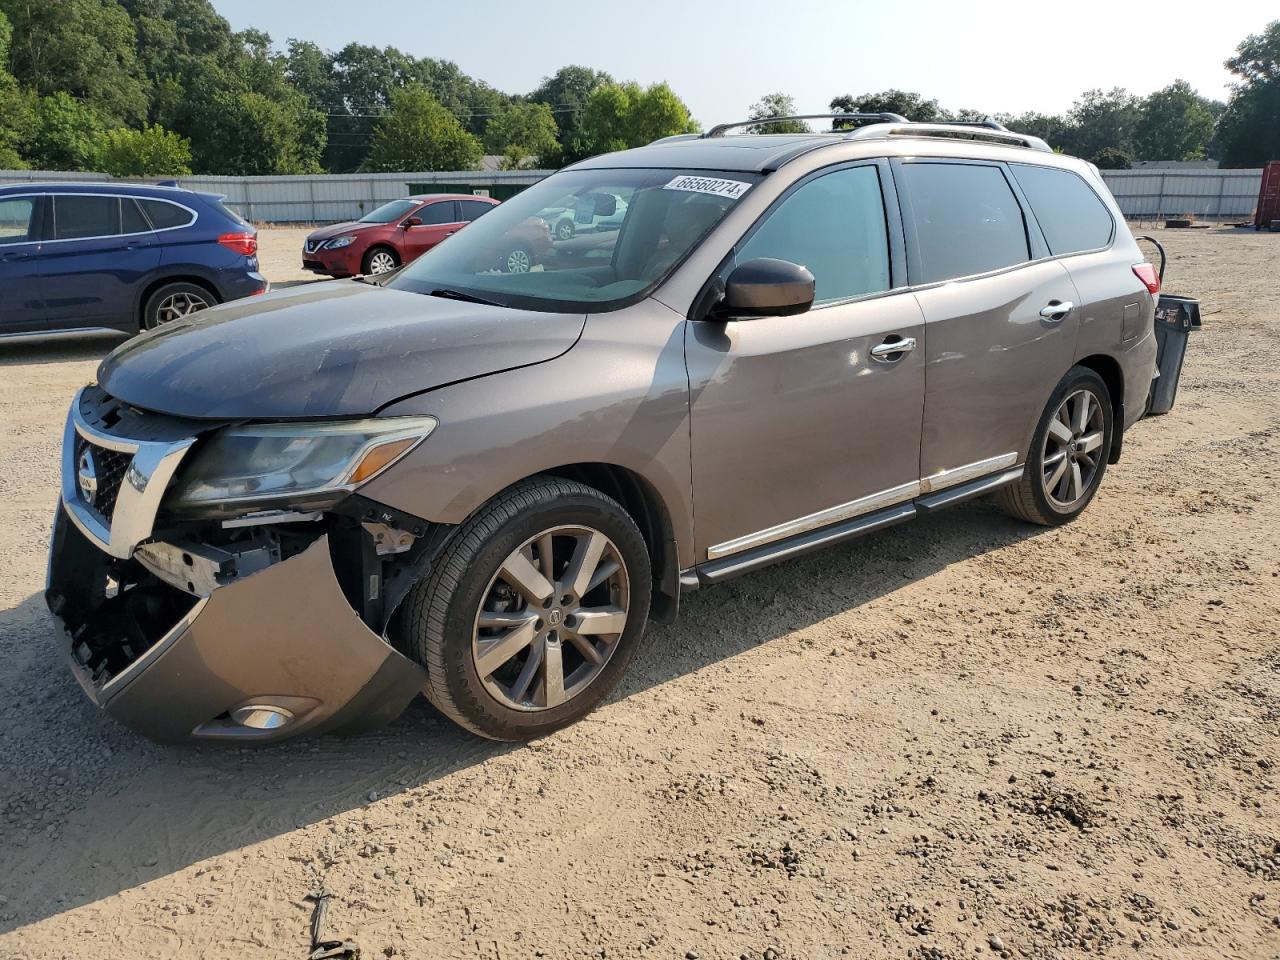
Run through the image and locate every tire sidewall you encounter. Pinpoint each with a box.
[143,281,214,331]
[434,493,651,739]
[504,247,532,273]
[363,246,398,275]
[1025,368,1114,523]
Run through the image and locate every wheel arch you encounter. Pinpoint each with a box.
[135,274,220,331]
[539,462,681,625]
[1075,353,1125,464]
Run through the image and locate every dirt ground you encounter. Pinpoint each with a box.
[0,227,1277,960]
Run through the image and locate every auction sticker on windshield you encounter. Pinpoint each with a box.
[664,176,752,200]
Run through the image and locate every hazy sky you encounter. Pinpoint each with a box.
[211,0,1274,124]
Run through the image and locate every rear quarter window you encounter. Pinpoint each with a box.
[139,198,195,230]
[898,162,1030,284]
[1010,163,1114,255]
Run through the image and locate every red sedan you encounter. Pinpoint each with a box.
[303,194,500,278]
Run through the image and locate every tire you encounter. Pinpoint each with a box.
[142,281,216,331]
[503,246,533,273]
[554,218,575,241]
[362,246,399,276]
[403,477,651,741]
[996,366,1114,526]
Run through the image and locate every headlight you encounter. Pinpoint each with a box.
[325,235,357,249]
[166,417,436,516]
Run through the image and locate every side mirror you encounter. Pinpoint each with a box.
[713,258,815,320]
[402,216,423,228]
[590,193,617,218]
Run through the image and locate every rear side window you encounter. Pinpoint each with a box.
[415,201,459,225]
[737,165,891,304]
[139,199,195,230]
[54,195,120,240]
[899,162,1030,283]
[122,198,150,234]
[1010,163,1114,255]
[0,197,34,244]
[458,199,494,221]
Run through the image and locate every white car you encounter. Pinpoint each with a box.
[535,192,628,240]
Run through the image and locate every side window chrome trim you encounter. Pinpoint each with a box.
[45,192,198,245]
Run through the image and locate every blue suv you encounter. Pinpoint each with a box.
[0,182,267,339]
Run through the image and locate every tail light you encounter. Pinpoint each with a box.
[218,231,258,256]
[1132,262,1160,295]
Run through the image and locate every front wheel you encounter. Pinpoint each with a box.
[996,366,1113,526]
[363,246,399,276]
[503,246,533,273]
[554,218,575,241]
[402,477,651,741]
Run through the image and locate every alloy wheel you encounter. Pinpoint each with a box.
[155,291,209,324]
[505,248,532,273]
[472,525,630,712]
[1041,388,1105,508]
[367,250,397,275]
[555,219,574,241]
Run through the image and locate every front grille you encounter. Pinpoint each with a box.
[74,435,133,524]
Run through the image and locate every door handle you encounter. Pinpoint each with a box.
[870,336,916,361]
[1040,300,1074,321]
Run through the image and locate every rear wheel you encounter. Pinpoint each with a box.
[996,366,1113,526]
[402,477,651,741]
[363,246,399,276]
[142,281,216,330]
[503,246,533,273]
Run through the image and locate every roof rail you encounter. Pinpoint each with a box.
[844,122,1052,152]
[704,113,907,138]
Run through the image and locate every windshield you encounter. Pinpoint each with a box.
[386,168,759,312]
[359,199,419,224]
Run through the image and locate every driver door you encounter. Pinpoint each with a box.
[686,162,926,565]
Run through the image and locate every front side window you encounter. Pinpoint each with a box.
[54,195,120,240]
[388,168,759,312]
[1010,163,1114,255]
[899,162,1030,283]
[0,197,34,244]
[736,165,891,304]
[414,201,458,226]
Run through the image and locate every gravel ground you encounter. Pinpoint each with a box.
[0,227,1277,959]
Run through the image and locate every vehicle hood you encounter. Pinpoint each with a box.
[97,282,586,420]
[306,221,374,242]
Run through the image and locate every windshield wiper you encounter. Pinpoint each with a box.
[428,288,504,307]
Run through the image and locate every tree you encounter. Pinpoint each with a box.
[483,101,559,166]
[1062,88,1140,164]
[1216,20,1280,168]
[0,9,34,168]
[0,0,149,124]
[747,93,809,133]
[365,85,481,172]
[830,89,943,123]
[192,89,323,175]
[995,111,1071,150]
[574,82,698,158]
[27,92,104,170]
[529,66,614,165]
[1092,146,1132,170]
[1133,80,1216,160]
[91,123,191,175]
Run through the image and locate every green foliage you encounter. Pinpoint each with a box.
[1133,80,1217,161]
[0,0,149,124]
[529,66,614,165]
[1091,147,1132,170]
[91,123,191,176]
[994,111,1072,149]
[484,101,560,166]
[1217,20,1280,168]
[1063,88,1140,163]
[192,89,323,175]
[575,82,697,159]
[830,90,944,123]
[747,93,809,133]
[366,85,482,172]
[28,92,104,170]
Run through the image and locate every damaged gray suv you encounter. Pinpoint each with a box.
[47,115,1161,743]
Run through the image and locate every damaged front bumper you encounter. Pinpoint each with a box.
[45,387,431,744]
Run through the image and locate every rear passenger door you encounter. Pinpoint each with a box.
[894,160,1081,489]
[39,194,160,331]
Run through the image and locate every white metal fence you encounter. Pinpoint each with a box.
[1099,169,1262,220]
[0,167,1264,224]
[0,169,553,223]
